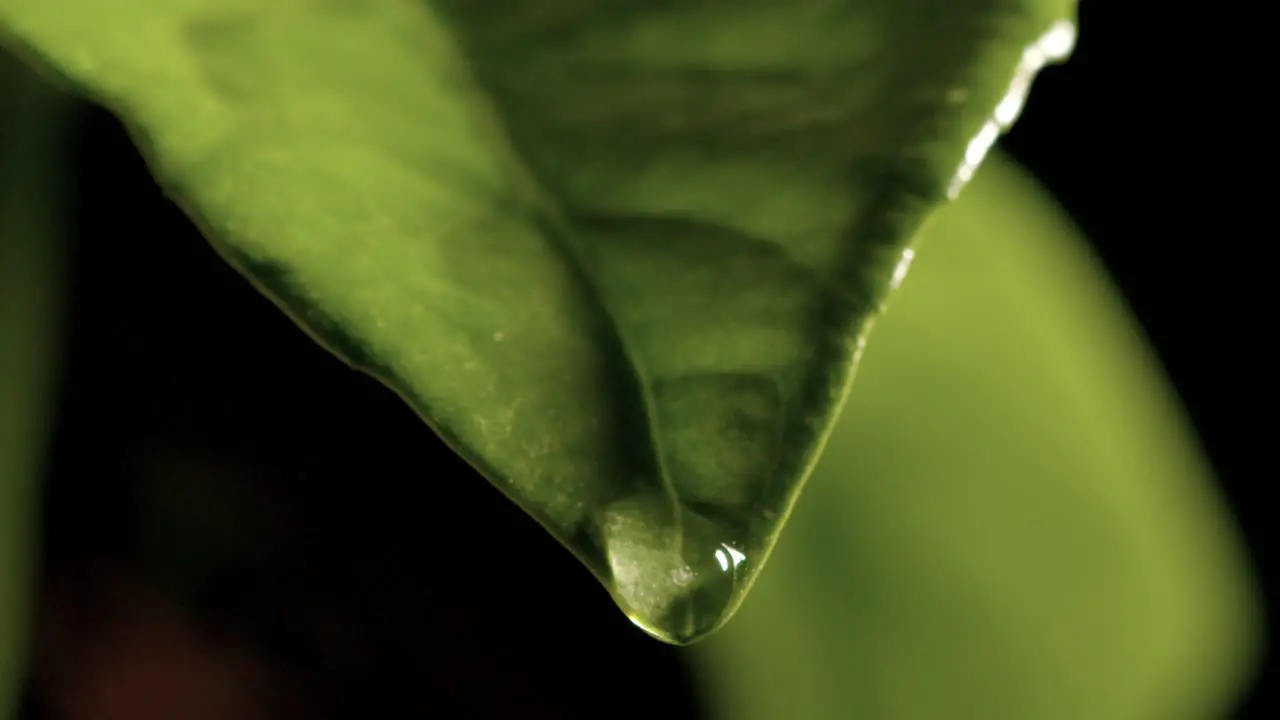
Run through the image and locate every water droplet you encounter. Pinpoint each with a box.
[596,494,751,645]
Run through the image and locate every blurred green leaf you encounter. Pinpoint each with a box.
[691,153,1260,719]
[0,0,1074,642]
[0,48,69,718]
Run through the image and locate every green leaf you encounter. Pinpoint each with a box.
[690,153,1261,718]
[0,48,69,717]
[0,0,1074,642]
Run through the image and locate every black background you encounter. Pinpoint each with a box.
[27,0,1272,717]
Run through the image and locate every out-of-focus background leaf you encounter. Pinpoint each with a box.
[690,153,1260,719]
[0,48,68,719]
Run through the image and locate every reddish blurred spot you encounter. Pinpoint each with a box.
[35,572,283,720]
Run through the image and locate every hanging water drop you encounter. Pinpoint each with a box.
[596,494,752,645]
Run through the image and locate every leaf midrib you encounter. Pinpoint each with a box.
[443,28,690,545]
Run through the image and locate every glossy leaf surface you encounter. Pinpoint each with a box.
[692,154,1261,718]
[0,0,1072,642]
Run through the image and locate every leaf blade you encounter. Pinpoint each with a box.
[0,0,1075,642]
